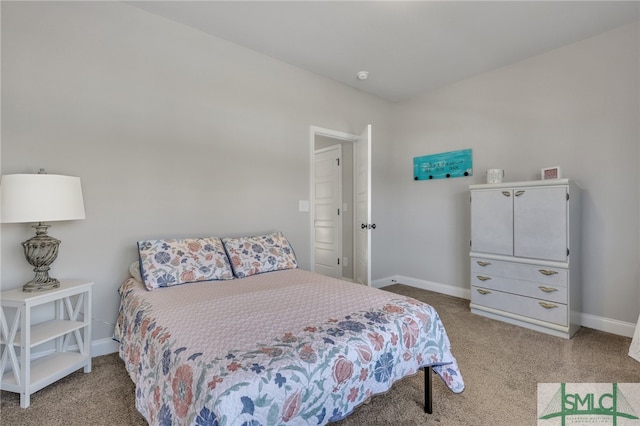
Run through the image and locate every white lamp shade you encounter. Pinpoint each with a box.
[1,174,86,223]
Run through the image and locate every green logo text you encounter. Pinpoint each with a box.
[539,383,639,425]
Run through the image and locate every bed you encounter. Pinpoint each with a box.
[114,233,464,425]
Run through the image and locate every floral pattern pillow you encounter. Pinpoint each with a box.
[223,232,298,278]
[137,237,234,290]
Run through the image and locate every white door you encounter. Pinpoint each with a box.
[354,125,372,286]
[313,145,342,278]
[470,189,513,256]
[513,187,567,262]
[630,316,640,362]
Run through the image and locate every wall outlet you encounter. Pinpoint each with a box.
[342,257,348,267]
[298,200,309,212]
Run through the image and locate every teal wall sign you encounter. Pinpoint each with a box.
[413,148,473,180]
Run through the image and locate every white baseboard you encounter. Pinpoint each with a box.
[372,275,636,338]
[372,274,471,300]
[92,337,120,357]
[578,312,636,338]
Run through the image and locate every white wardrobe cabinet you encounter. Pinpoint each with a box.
[469,179,581,339]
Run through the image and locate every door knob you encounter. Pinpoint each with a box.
[370,224,376,229]
[361,223,367,229]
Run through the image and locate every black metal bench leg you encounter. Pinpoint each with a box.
[424,366,433,414]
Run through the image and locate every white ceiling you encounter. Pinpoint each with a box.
[128,1,640,102]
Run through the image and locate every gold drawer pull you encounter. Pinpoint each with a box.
[539,302,558,309]
[538,286,558,293]
[476,289,491,295]
[501,191,510,197]
[476,261,491,267]
[515,190,525,197]
[538,269,558,276]
[476,275,491,281]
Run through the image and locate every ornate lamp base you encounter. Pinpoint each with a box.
[22,278,60,292]
[21,223,61,292]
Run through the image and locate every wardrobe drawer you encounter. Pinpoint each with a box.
[470,274,567,304]
[471,286,568,326]
[471,258,567,287]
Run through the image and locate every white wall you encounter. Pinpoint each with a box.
[1,1,637,353]
[390,22,640,327]
[0,2,393,345]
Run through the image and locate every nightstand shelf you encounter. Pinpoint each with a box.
[1,320,86,347]
[1,352,87,393]
[0,280,93,408]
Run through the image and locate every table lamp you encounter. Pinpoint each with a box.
[0,169,86,292]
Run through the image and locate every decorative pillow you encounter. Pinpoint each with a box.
[129,261,142,282]
[137,237,234,290]
[223,232,298,278]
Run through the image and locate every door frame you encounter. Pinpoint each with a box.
[309,126,359,278]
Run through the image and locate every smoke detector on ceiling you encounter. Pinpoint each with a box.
[357,71,369,81]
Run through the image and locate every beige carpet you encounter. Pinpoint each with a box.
[2,284,639,425]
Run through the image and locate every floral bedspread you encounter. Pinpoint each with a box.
[115,270,464,426]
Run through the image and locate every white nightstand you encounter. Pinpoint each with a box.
[0,280,93,408]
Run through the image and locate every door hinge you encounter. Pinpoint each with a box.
[336,158,340,166]
[566,193,569,201]
[567,248,570,256]
[337,208,340,216]
[337,258,340,265]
